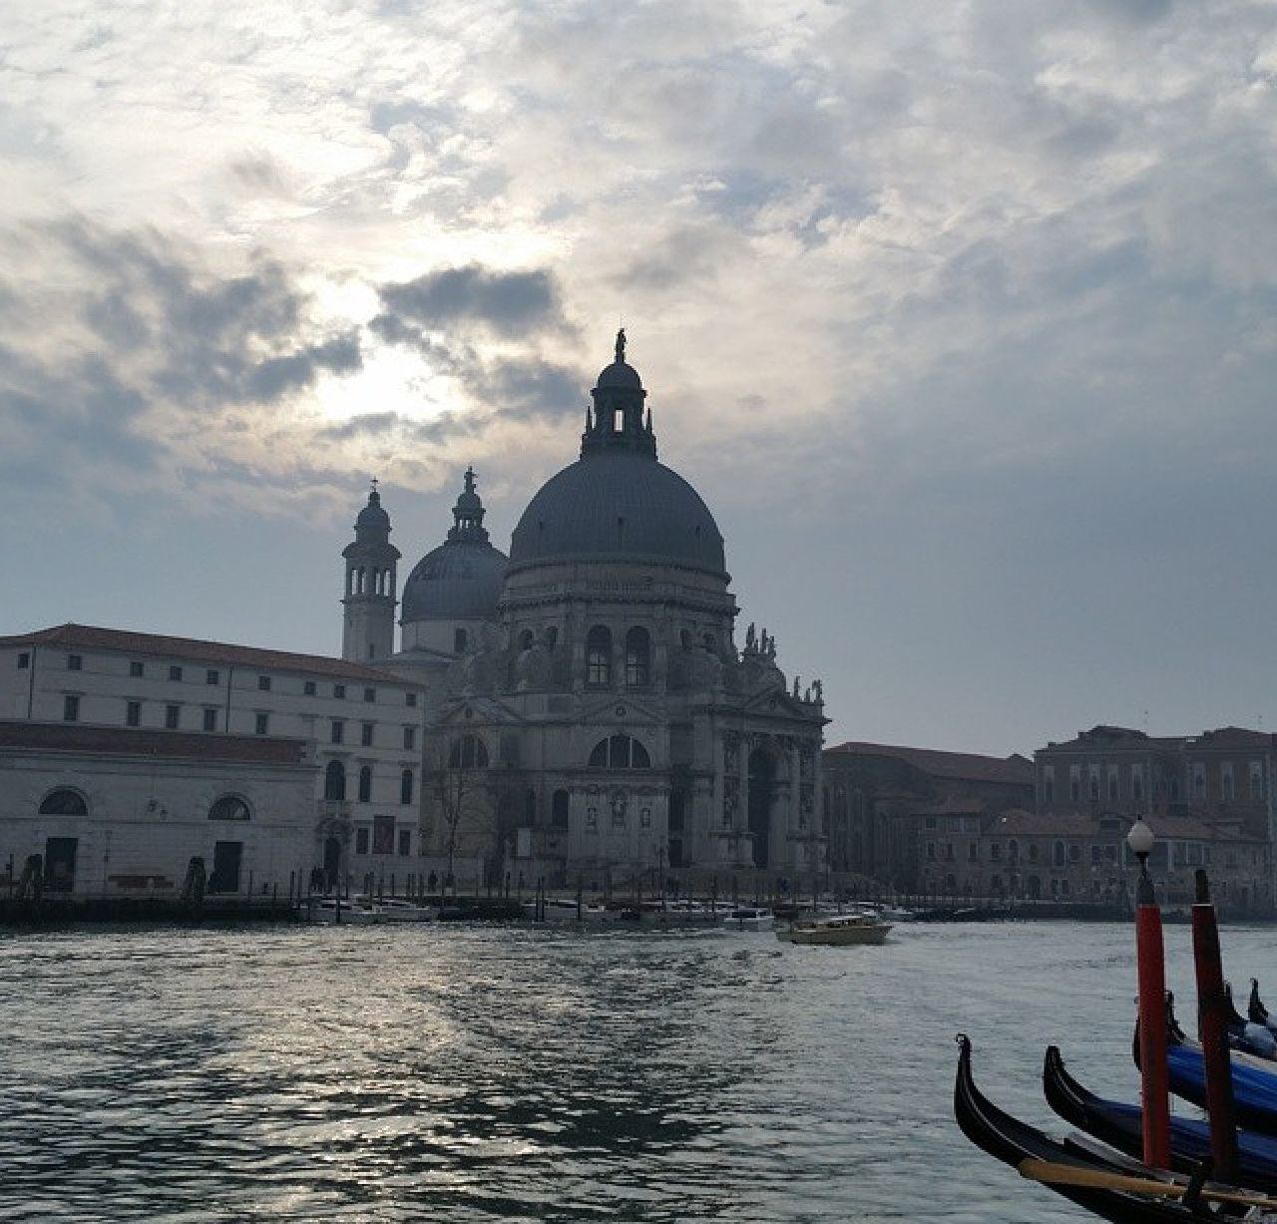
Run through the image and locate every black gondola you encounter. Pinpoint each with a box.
[1045,1044,1277,1193]
[952,1035,1274,1222]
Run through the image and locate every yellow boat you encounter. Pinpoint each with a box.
[775,913,892,946]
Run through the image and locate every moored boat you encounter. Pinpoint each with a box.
[301,896,385,924]
[775,912,890,945]
[721,906,774,931]
[954,1034,1277,1222]
[1045,1043,1277,1193]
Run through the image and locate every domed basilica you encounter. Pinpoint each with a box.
[340,333,827,890]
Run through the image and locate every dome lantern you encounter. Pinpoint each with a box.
[581,329,655,460]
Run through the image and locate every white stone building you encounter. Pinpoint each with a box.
[0,624,426,895]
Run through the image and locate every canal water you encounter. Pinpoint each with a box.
[2,919,1272,1223]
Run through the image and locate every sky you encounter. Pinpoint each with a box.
[3,0,1277,758]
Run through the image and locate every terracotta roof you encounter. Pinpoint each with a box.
[1188,726,1273,749]
[0,623,418,685]
[825,741,1034,785]
[0,720,313,764]
[1042,725,1186,752]
[912,796,989,816]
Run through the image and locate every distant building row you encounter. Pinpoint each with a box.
[823,724,1275,912]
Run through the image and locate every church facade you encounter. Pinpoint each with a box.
[347,333,829,892]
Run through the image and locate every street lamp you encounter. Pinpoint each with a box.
[1127,816,1156,904]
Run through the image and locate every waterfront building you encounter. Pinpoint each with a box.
[394,334,828,892]
[0,624,425,896]
[822,741,1034,890]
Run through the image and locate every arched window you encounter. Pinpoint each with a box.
[625,627,651,687]
[400,769,414,805]
[324,760,347,801]
[448,734,489,769]
[586,625,612,687]
[38,788,87,816]
[209,795,251,821]
[703,633,716,652]
[1053,840,1066,867]
[545,627,558,651]
[358,766,372,803]
[588,734,651,769]
[524,788,537,826]
[518,629,535,651]
[552,789,570,829]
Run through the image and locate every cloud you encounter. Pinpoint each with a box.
[0,218,371,513]
[378,264,572,339]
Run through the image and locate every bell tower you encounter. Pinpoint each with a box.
[341,481,401,662]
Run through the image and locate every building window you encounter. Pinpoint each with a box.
[1028,843,1039,863]
[1091,844,1101,865]
[403,726,416,751]
[304,681,317,696]
[67,653,82,671]
[39,788,88,816]
[358,766,372,803]
[165,704,180,729]
[968,842,978,862]
[1042,766,1054,804]
[1088,767,1099,802]
[587,734,651,769]
[324,760,346,801]
[1069,766,1081,802]
[361,722,374,747]
[255,712,269,735]
[206,669,219,685]
[1191,763,1206,799]
[406,692,417,707]
[1107,767,1119,801]
[400,770,414,805]
[586,625,612,687]
[126,700,141,727]
[129,660,144,678]
[17,652,30,669]
[552,789,570,829]
[334,684,346,699]
[209,795,251,820]
[625,627,651,687]
[990,843,1002,862]
[167,665,181,681]
[258,675,271,692]
[454,628,468,653]
[1222,763,1236,801]
[398,828,412,856]
[448,735,489,769]
[1069,843,1081,863]
[355,827,369,855]
[926,841,936,861]
[331,720,345,744]
[63,694,79,722]
[1132,766,1144,803]
[585,806,598,830]
[361,687,375,703]
[373,815,394,855]
[1251,762,1265,800]
[203,708,217,732]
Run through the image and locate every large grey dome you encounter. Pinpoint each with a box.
[401,467,508,622]
[508,451,726,576]
[401,540,507,620]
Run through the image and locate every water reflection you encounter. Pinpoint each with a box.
[3,921,1273,1221]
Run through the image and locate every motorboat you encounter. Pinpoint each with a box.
[522,898,623,923]
[357,897,438,922]
[721,906,774,931]
[775,911,891,946]
[301,895,384,925]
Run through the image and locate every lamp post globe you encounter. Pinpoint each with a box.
[1127,817,1155,861]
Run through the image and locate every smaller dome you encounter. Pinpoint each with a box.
[596,360,642,390]
[400,468,507,623]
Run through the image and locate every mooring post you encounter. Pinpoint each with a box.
[1129,817,1171,1170]
[1192,868,1240,1183]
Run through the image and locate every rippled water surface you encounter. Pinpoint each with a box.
[3,919,1275,1222]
